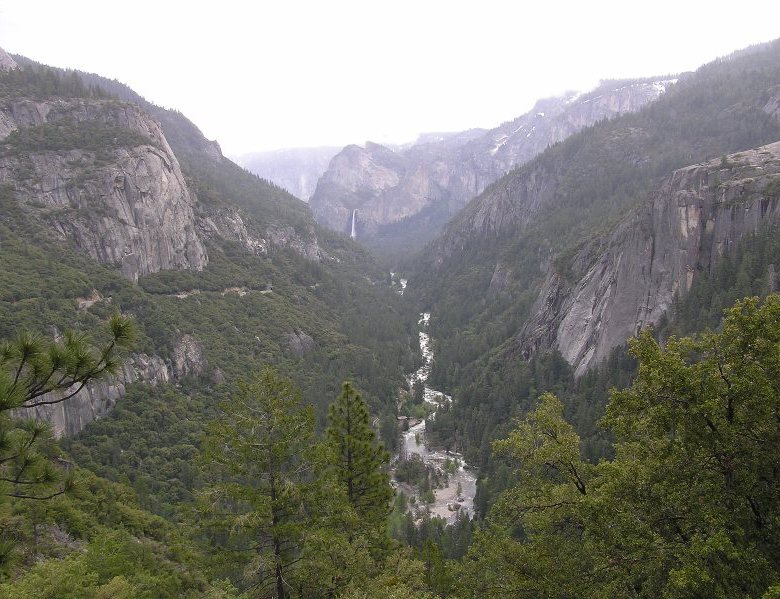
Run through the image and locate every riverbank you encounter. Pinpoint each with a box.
[393,308,476,524]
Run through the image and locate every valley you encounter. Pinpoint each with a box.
[395,310,477,524]
[1,32,780,599]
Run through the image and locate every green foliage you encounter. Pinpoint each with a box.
[63,384,214,517]
[0,53,433,597]
[0,172,416,518]
[199,368,317,598]
[324,382,393,534]
[0,62,108,100]
[412,40,780,477]
[0,528,208,598]
[0,465,216,595]
[663,223,780,337]
[0,121,153,157]
[394,455,444,497]
[458,295,780,597]
[0,316,134,505]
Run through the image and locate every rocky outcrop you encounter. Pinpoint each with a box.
[17,331,213,437]
[0,48,18,72]
[19,353,170,438]
[765,86,780,122]
[286,330,315,356]
[518,141,780,375]
[268,225,324,261]
[198,206,325,261]
[310,79,674,245]
[171,334,208,378]
[238,146,342,201]
[199,207,268,255]
[0,98,208,281]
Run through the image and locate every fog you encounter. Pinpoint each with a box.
[1,0,779,154]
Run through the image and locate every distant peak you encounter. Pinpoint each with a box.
[0,47,18,72]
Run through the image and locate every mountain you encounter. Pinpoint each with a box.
[519,140,780,376]
[237,146,341,201]
[412,39,780,469]
[0,89,208,283]
[3,35,780,599]
[0,53,418,450]
[309,78,674,256]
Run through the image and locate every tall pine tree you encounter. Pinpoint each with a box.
[199,367,316,599]
[325,382,393,533]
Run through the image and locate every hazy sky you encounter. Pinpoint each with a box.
[1,1,779,156]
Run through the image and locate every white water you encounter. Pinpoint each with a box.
[397,309,476,523]
[350,209,357,239]
[406,313,452,407]
[390,272,408,296]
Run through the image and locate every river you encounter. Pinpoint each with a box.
[395,305,477,524]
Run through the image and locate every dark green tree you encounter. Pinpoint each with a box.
[458,295,780,598]
[0,315,134,502]
[199,367,316,599]
[324,382,393,534]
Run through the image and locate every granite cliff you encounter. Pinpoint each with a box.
[0,51,336,438]
[309,79,674,252]
[18,332,211,438]
[0,97,208,282]
[413,39,780,405]
[519,141,780,375]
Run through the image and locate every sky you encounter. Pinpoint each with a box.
[1,1,779,157]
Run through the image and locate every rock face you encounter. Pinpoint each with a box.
[764,86,780,122]
[309,79,675,246]
[199,207,269,255]
[0,97,208,281]
[518,141,780,375]
[18,353,170,438]
[286,330,315,357]
[17,331,214,437]
[238,146,342,201]
[0,48,18,72]
[171,334,208,378]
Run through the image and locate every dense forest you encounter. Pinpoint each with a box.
[0,37,779,598]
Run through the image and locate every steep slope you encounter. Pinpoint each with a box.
[0,54,419,456]
[519,141,780,375]
[408,42,780,461]
[0,97,207,282]
[309,79,673,255]
[237,146,342,201]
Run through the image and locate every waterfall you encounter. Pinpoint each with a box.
[350,209,358,239]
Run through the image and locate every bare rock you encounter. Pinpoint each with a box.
[237,146,342,201]
[767,264,777,294]
[0,47,18,72]
[518,141,780,375]
[286,330,315,357]
[764,85,780,122]
[310,80,674,243]
[17,353,170,438]
[210,367,226,386]
[488,263,512,294]
[0,98,208,281]
[171,334,207,378]
[268,225,323,261]
[199,207,268,255]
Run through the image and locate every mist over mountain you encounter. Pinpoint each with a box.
[308,78,675,256]
[414,37,780,463]
[236,146,341,201]
[2,34,780,598]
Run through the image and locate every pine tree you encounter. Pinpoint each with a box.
[0,315,134,503]
[325,382,393,533]
[199,367,316,599]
